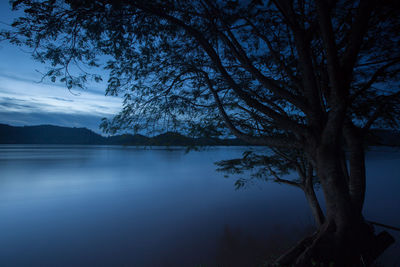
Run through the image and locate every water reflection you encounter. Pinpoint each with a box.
[215,224,315,267]
[0,145,398,266]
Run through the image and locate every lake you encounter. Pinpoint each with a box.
[0,145,399,266]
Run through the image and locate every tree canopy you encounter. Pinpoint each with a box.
[5,0,399,142]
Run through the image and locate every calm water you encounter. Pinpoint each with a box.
[0,145,399,266]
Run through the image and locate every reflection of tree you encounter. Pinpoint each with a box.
[216,224,314,267]
[216,225,272,267]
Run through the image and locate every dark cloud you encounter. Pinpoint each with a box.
[49,97,74,102]
[0,97,37,110]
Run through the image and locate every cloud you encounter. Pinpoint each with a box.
[0,97,37,110]
[0,72,122,131]
[0,74,121,115]
[49,97,74,102]
[0,5,121,132]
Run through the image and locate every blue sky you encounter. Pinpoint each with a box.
[0,1,122,133]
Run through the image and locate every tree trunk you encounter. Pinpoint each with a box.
[276,141,391,266]
[312,144,362,264]
[343,123,366,216]
[303,175,325,227]
[316,143,354,227]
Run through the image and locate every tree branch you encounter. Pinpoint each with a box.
[362,92,400,130]
[341,0,376,84]
[201,0,311,115]
[200,71,301,148]
[136,4,308,136]
[350,58,400,102]
[272,0,324,126]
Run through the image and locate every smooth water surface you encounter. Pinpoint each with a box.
[0,145,399,266]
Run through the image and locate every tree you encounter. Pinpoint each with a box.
[216,147,325,227]
[3,0,400,265]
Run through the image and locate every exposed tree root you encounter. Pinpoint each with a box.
[273,221,395,267]
[274,233,316,265]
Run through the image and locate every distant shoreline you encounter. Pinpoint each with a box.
[0,124,247,146]
[1,123,399,146]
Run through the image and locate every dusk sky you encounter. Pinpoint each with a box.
[0,1,122,133]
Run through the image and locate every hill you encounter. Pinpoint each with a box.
[0,124,105,144]
[0,124,245,146]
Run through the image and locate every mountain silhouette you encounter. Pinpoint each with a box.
[0,124,246,146]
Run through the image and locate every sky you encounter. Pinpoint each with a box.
[0,1,122,133]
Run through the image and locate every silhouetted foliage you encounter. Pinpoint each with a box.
[216,149,297,189]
